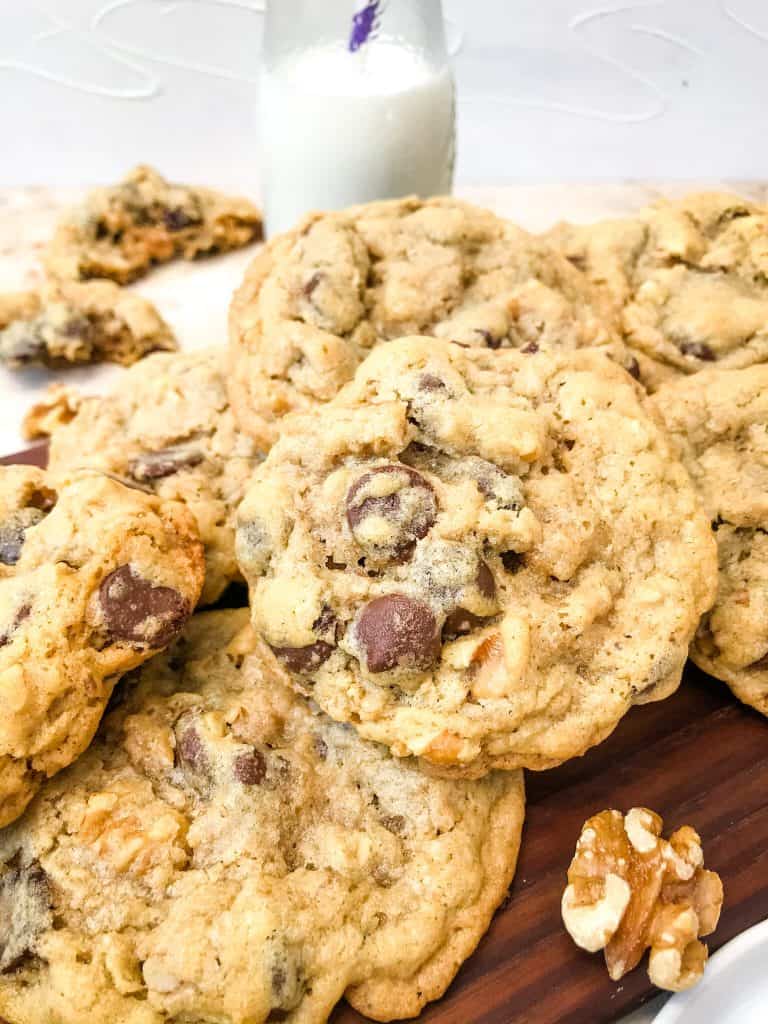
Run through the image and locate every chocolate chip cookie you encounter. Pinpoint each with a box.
[0,608,525,1024]
[45,165,262,284]
[651,365,768,714]
[236,336,717,775]
[29,349,264,605]
[0,280,176,369]
[550,192,768,389]
[228,195,630,448]
[0,465,204,828]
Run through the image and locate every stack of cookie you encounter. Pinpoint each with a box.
[6,184,763,1023]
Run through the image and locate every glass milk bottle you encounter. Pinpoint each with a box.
[259,0,456,236]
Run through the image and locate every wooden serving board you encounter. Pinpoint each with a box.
[4,446,768,1024]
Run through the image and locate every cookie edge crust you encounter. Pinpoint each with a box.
[344,771,525,1021]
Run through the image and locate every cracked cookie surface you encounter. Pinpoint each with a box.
[0,609,524,1024]
[236,337,717,776]
[45,165,262,284]
[651,364,768,713]
[31,349,264,605]
[549,192,768,389]
[0,465,204,828]
[0,281,175,369]
[228,195,629,448]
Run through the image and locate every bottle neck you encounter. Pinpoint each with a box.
[264,0,449,67]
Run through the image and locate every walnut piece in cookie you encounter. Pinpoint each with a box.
[562,808,723,992]
[0,465,204,828]
[235,336,717,776]
[45,165,262,284]
[36,349,265,605]
[549,192,768,390]
[0,280,176,369]
[0,609,525,1024]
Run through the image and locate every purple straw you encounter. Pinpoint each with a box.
[348,1,383,52]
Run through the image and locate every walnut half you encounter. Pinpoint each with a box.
[561,808,723,992]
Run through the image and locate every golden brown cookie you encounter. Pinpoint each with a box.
[235,337,717,776]
[0,609,525,1024]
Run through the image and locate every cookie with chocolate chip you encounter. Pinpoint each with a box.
[236,337,717,776]
[651,364,768,714]
[228,195,632,448]
[45,164,262,284]
[0,609,525,1024]
[0,280,176,370]
[29,349,264,604]
[549,192,768,389]
[0,465,203,827]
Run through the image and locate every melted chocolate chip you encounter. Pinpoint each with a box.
[128,447,204,482]
[164,207,201,231]
[233,749,267,785]
[625,356,641,380]
[0,859,52,974]
[355,594,440,674]
[0,603,31,649]
[381,814,406,835]
[0,508,46,565]
[418,373,447,392]
[345,464,437,562]
[271,640,334,675]
[679,341,716,362]
[303,272,322,298]
[501,551,525,574]
[175,723,208,775]
[476,329,501,349]
[443,563,497,637]
[99,565,190,648]
[520,340,539,354]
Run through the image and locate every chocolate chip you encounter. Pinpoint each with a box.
[355,594,440,674]
[501,551,525,574]
[128,447,204,482]
[233,749,266,785]
[476,329,501,349]
[271,640,334,674]
[0,603,31,649]
[0,859,52,974]
[164,207,200,231]
[520,341,539,354]
[443,563,497,637]
[679,341,716,361]
[0,508,46,565]
[99,565,190,648]
[175,722,208,775]
[418,373,447,392]
[267,1011,290,1023]
[477,562,496,599]
[346,464,437,562]
[303,272,322,298]
[625,356,641,380]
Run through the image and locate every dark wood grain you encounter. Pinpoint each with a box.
[5,444,768,1024]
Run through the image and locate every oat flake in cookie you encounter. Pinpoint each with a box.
[29,349,265,605]
[236,337,717,776]
[0,465,204,828]
[228,195,630,448]
[0,609,525,1024]
[45,164,262,284]
[549,192,768,390]
[652,364,768,715]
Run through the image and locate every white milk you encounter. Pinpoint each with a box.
[259,42,455,236]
